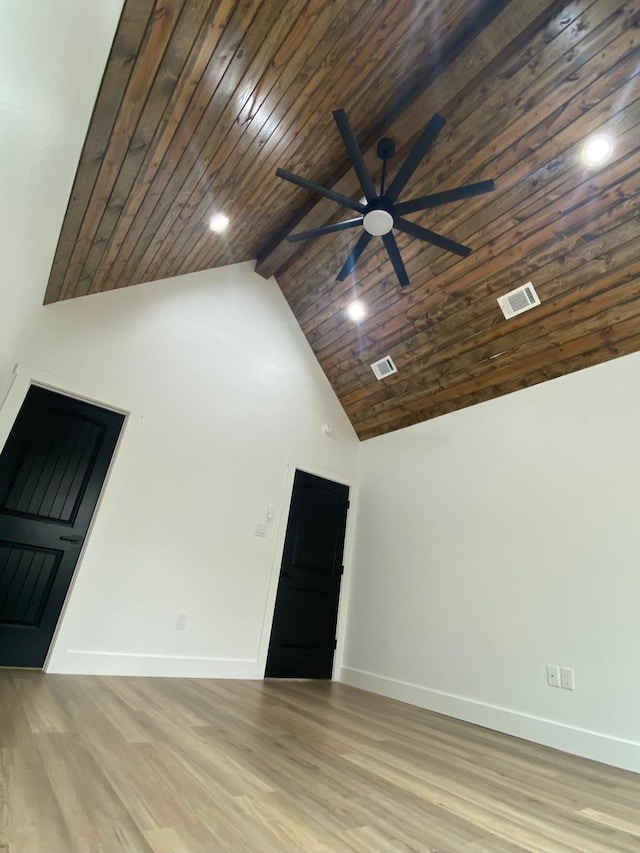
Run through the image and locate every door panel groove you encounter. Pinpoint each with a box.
[37,416,82,517]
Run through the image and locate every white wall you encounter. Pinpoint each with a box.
[342,351,640,773]
[6,263,359,677]
[0,0,124,401]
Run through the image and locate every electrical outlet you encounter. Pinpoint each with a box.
[175,613,188,631]
[255,523,267,538]
[560,666,575,691]
[546,664,560,688]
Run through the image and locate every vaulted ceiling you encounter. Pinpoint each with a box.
[46,0,640,439]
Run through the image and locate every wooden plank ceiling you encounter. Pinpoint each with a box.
[46,0,640,439]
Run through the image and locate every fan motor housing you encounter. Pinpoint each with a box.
[376,137,395,160]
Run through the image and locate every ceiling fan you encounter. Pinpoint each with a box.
[276,109,495,288]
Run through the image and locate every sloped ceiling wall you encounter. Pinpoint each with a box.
[0,0,124,399]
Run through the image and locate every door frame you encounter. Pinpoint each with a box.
[258,459,358,681]
[0,363,132,670]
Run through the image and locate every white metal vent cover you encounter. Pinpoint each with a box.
[370,355,398,380]
[497,281,541,319]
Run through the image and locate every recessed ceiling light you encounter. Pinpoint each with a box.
[346,300,366,322]
[582,135,613,167]
[209,213,229,233]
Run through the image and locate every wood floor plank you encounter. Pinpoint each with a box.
[34,732,153,852]
[1,671,639,852]
[0,743,76,853]
[142,827,186,853]
[0,674,32,748]
[9,671,74,734]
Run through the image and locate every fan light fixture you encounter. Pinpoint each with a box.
[209,213,229,233]
[363,209,393,236]
[582,135,613,167]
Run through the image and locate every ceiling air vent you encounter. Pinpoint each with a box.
[370,355,398,380]
[497,281,541,319]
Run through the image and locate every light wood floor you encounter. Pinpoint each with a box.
[1,672,639,852]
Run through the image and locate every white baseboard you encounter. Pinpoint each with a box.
[47,649,262,679]
[339,666,640,775]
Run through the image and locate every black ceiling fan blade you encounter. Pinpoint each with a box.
[276,168,367,214]
[386,114,446,203]
[287,217,363,243]
[395,180,496,215]
[382,233,410,287]
[395,217,471,257]
[336,231,373,281]
[333,109,377,202]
